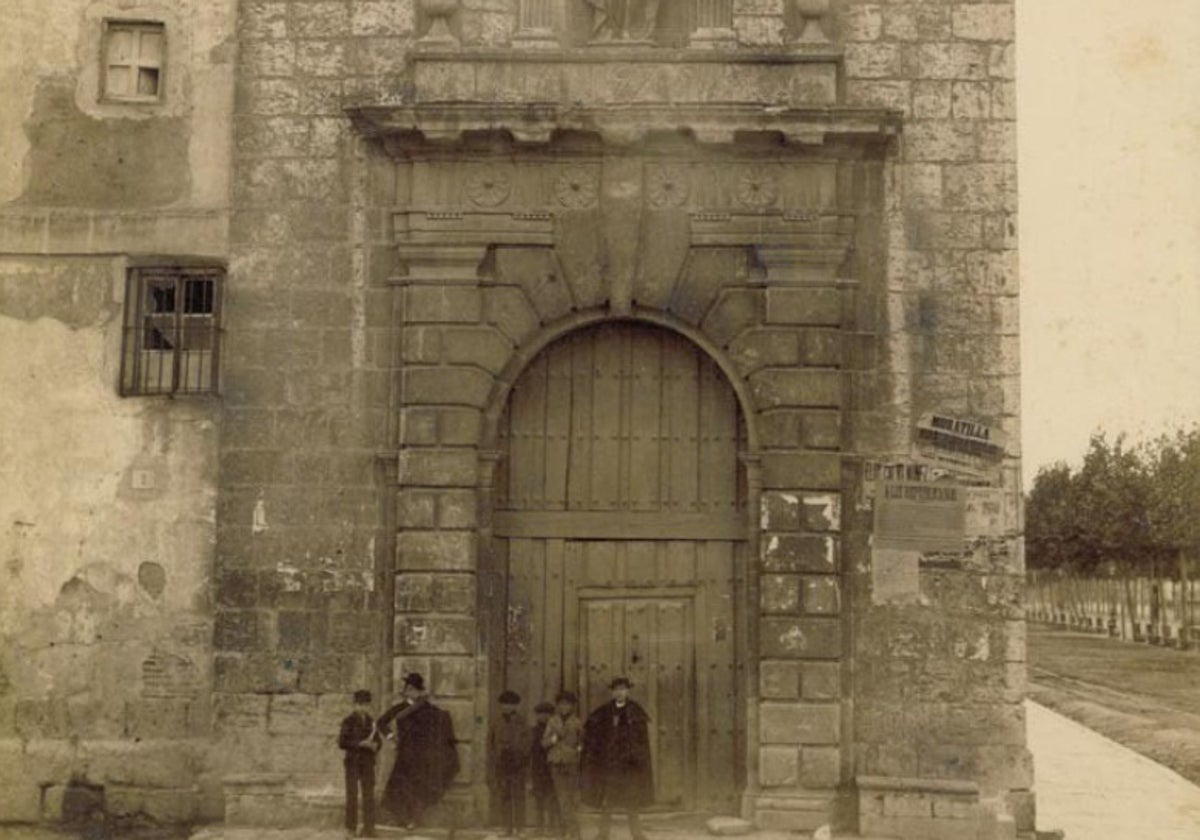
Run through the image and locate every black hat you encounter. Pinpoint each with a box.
[353,689,372,704]
[403,672,426,691]
[498,690,521,704]
[554,690,578,704]
[534,701,555,714]
[609,676,632,689]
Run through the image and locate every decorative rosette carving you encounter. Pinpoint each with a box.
[647,165,689,208]
[555,165,599,209]
[466,164,513,207]
[735,166,779,208]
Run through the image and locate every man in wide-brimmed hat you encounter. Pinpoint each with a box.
[377,673,460,829]
[581,677,652,840]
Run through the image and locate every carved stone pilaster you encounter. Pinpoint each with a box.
[690,0,736,49]
[513,0,560,48]
[586,0,664,44]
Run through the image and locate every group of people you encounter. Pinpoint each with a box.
[337,673,459,838]
[338,674,653,840]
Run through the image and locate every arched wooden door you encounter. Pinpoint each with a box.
[493,321,745,812]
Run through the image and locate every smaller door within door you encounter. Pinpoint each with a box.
[579,596,692,808]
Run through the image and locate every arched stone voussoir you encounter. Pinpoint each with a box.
[494,246,575,325]
[668,247,752,327]
[440,325,516,376]
[483,285,541,348]
[702,287,764,350]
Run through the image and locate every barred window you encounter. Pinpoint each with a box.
[102,20,165,103]
[120,266,222,396]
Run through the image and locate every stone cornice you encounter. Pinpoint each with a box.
[408,46,844,66]
[348,102,902,149]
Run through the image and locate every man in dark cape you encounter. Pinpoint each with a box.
[377,672,460,828]
[581,677,652,840]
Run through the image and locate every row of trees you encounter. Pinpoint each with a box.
[1025,427,1200,573]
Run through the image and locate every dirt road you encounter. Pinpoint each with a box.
[1027,624,1200,786]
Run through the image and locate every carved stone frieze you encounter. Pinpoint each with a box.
[393,150,856,298]
[355,101,899,150]
[390,51,845,117]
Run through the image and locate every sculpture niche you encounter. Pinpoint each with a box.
[585,0,662,42]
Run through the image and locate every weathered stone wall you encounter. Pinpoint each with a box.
[833,1,1028,836]
[1,0,1027,834]
[210,0,409,799]
[0,0,236,824]
[222,1,1026,835]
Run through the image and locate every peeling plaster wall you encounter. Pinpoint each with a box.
[0,0,234,825]
[0,0,235,254]
[0,257,220,822]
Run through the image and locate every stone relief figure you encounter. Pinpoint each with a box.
[585,0,662,42]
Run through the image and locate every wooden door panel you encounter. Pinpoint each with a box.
[544,340,573,510]
[628,327,663,509]
[697,541,738,809]
[698,358,739,512]
[500,323,744,515]
[578,594,692,807]
[566,334,595,511]
[590,327,623,510]
[651,598,690,806]
[663,335,700,509]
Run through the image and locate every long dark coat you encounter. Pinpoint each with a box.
[378,699,460,815]
[580,700,654,810]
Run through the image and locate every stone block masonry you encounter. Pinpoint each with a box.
[836,2,1026,838]
[213,0,416,803]
[0,0,1028,836]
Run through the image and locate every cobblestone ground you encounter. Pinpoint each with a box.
[4,702,1200,840]
[1027,700,1200,839]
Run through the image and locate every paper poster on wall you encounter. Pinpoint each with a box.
[963,486,1016,538]
[871,548,921,605]
[914,413,1008,476]
[873,480,967,553]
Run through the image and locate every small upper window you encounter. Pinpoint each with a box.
[102,20,165,103]
[120,266,223,396]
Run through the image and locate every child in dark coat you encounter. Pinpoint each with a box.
[489,690,531,836]
[338,689,382,837]
[530,701,560,836]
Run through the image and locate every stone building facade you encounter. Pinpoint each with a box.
[0,1,1026,838]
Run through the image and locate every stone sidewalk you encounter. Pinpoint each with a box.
[3,700,1199,840]
[1025,700,1200,839]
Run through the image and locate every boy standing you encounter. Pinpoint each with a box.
[542,691,583,840]
[338,689,381,838]
[489,690,530,836]
[530,701,560,836]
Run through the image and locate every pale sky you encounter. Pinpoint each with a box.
[1017,0,1200,487]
